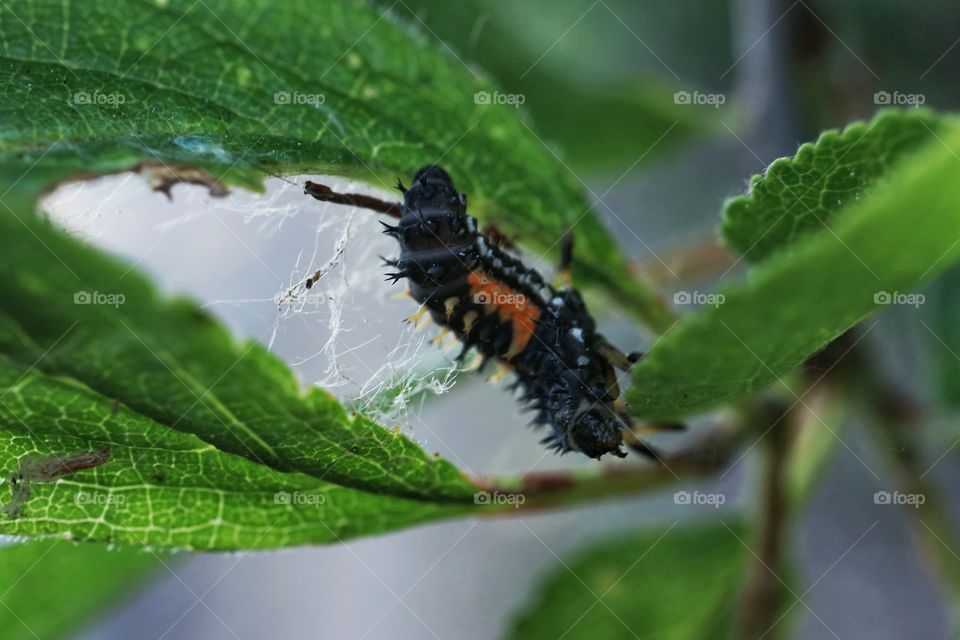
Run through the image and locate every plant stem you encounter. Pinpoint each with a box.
[734,399,793,640]
[733,340,851,640]
[475,420,741,513]
[632,235,737,285]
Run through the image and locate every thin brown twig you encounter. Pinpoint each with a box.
[735,400,793,640]
[304,180,404,218]
[632,236,738,284]
[473,420,741,514]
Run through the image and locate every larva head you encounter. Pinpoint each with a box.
[569,410,626,459]
[404,165,467,215]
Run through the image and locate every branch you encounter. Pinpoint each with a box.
[303,180,403,218]
[473,420,741,513]
[632,235,737,285]
[735,400,793,640]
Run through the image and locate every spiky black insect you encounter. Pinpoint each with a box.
[306,166,668,459]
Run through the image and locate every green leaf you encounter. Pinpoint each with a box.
[0,204,476,503]
[0,0,669,329]
[629,117,960,419]
[0,211,474,511]
[507,522,748,640]
[520,78,710,171]
[391,0,714,172]
[0,540,159,640]
[0,0,637,549]
[0,350,469,549]
[722,109,943,261]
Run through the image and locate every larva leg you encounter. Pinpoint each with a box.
[555,232,641,370]
[628,422,686,436]
[622,430,665,461]
[480,222,516,250]
[486,362,512,384]
[596,341,644,371]
[620,417,685,462]
[555,233,574,288]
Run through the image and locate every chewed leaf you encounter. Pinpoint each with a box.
[0,206,477,507]
[722,109,944,261]
[0,0,668,329]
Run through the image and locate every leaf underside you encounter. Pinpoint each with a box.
[0,0,668,328]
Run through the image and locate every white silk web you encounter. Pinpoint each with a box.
[43,173,463,427]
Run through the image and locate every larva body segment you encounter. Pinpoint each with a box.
[383,166,632,459]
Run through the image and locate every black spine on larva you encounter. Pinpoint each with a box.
[383,165,630,459]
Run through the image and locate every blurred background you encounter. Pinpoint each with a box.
[37,0,960,637]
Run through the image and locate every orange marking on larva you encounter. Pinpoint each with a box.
[467,270,541,359]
